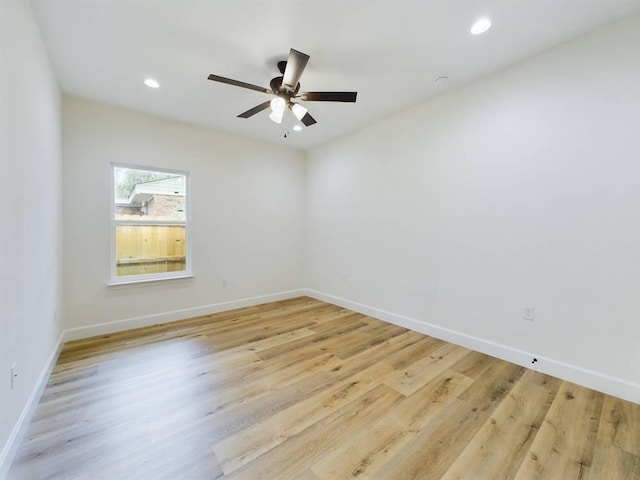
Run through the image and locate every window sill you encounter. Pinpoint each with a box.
[108,273,194,288]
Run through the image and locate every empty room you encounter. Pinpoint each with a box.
[1,0,639,478]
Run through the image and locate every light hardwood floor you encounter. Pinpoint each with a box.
[8,297,640,479]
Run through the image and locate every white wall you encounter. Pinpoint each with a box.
[0,0,63,471]
[305,14,640,401]
[62,97,305,334]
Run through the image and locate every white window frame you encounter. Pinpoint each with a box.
[109,162,192,285]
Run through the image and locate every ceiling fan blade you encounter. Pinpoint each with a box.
[282,49,310,89]
[301,112,317,126]
[300,91,358,102]
[237,101,271,118]
[207,74,271,94]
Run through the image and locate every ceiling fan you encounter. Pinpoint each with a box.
[207,48,357,127]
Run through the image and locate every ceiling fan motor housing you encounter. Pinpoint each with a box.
[270,75,300,97]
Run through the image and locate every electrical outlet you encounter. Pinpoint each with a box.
[10,363,17,390]
[523,305,535,321]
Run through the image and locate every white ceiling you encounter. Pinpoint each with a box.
[31,0,639,150]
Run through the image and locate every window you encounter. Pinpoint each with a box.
[111,164,191,283]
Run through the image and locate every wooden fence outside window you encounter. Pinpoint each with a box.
[115,224,186,276]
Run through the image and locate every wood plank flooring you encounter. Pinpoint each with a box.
[8,297,640,479]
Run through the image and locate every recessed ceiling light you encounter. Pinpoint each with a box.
[144,78,160,88]
[470,17,492,35]
[293,125,303,132]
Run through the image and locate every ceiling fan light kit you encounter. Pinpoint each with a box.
[270,97,287,114]
[207,48,358,129]
[290,103,308,121]
[269,110,284,124]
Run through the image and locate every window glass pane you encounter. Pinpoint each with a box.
[115,225,186,276]
[114,166,188,278]
[114,167,186,222]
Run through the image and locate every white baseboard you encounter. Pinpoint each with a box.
[63,289,306,342]
[0,331,64,480]
[304,288,640,404]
